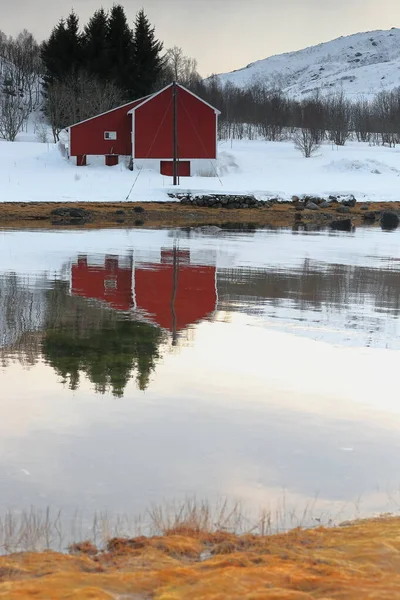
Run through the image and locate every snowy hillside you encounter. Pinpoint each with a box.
[216,29,400,98]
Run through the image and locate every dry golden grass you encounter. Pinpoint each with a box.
[1,516,400,599]
[0,199,395,230]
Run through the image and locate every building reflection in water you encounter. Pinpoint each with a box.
[41,245,216,395]
[71,246,217,346]
[1,242,400,395]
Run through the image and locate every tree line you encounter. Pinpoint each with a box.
[3,5,400,150]
[42,5,165,141]
[0,4,201,142]
[191,77,400,152]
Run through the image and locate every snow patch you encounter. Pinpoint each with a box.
[325,158,400,176]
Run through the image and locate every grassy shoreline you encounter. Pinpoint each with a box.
[1,515,399,598]
[0,199,397,230]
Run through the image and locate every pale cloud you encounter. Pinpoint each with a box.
[0,0,399,75]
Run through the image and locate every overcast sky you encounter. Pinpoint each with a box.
[2,0,400,75]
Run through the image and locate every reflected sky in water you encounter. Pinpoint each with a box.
[1,225,400,526]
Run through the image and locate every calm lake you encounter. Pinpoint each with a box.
[1,225,400,540]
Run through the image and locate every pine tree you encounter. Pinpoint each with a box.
[83,8,110,80]
[41,20,68,87]
[64,11,83,73]
[41,11,82,87]
[132,9,164,98]
[106,4,134,98]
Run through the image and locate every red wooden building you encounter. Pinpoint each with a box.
[71,250,217,338]
[68,83,221,177]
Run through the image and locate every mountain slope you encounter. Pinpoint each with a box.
[216,29,400,98]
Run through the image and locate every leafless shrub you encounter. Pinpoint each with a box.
[34,121,49,143]
[293,127,320,157]
[58,141,67,157]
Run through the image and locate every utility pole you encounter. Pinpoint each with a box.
[172,81,179,186]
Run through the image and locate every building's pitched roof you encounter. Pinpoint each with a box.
[67,94,151,129]
[67,82,221,131]
[127,82,221,116]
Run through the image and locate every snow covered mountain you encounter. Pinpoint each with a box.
[216,29,400,98]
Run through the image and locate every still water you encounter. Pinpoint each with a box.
[1,225,400,534]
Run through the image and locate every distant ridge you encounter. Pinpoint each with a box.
[215,29,400,98]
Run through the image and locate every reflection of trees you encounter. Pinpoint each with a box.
[42,320,165,396]
[217,260,400,315]
[0,272,47,366]
[42,280,166,395]
[217,260,400,346]
[0,276,166,395]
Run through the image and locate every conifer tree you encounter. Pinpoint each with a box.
[106,4,134,97]
[132,9,164,98]
[83,8,110,80]
[64,11,83,72]
[41,20,68,87]
[41,11,82,87]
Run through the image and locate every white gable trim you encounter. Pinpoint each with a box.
[127,82,221,116]
[67,94,152,130]
[178,84,222,115]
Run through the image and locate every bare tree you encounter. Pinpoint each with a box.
[46,70,124,142]
[162,46,201,87]
[326,89,351,146]
[0,67,30,141]
[45,80,68,142]
[0,30,42,113]
[293,127,320,157]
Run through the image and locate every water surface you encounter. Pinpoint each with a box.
[1,225,400,536]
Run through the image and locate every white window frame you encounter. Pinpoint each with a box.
[104,131,117,141]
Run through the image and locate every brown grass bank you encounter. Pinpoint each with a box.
[0,200,398,230]
[1,516,400,599]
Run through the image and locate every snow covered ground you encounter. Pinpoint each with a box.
[1,136,400,203]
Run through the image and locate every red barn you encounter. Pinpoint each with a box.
[68,82,221,176]
[70,250,217,339]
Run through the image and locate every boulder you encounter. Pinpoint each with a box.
[330,218,355,232]
[305,201,319,210]
[320,201,330,208]
[380,211,400,231]
[336,206,350,214]
[363,212,377,222]
[50,207,90,220]
[340,195,357,207]
[303,195,323,205]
